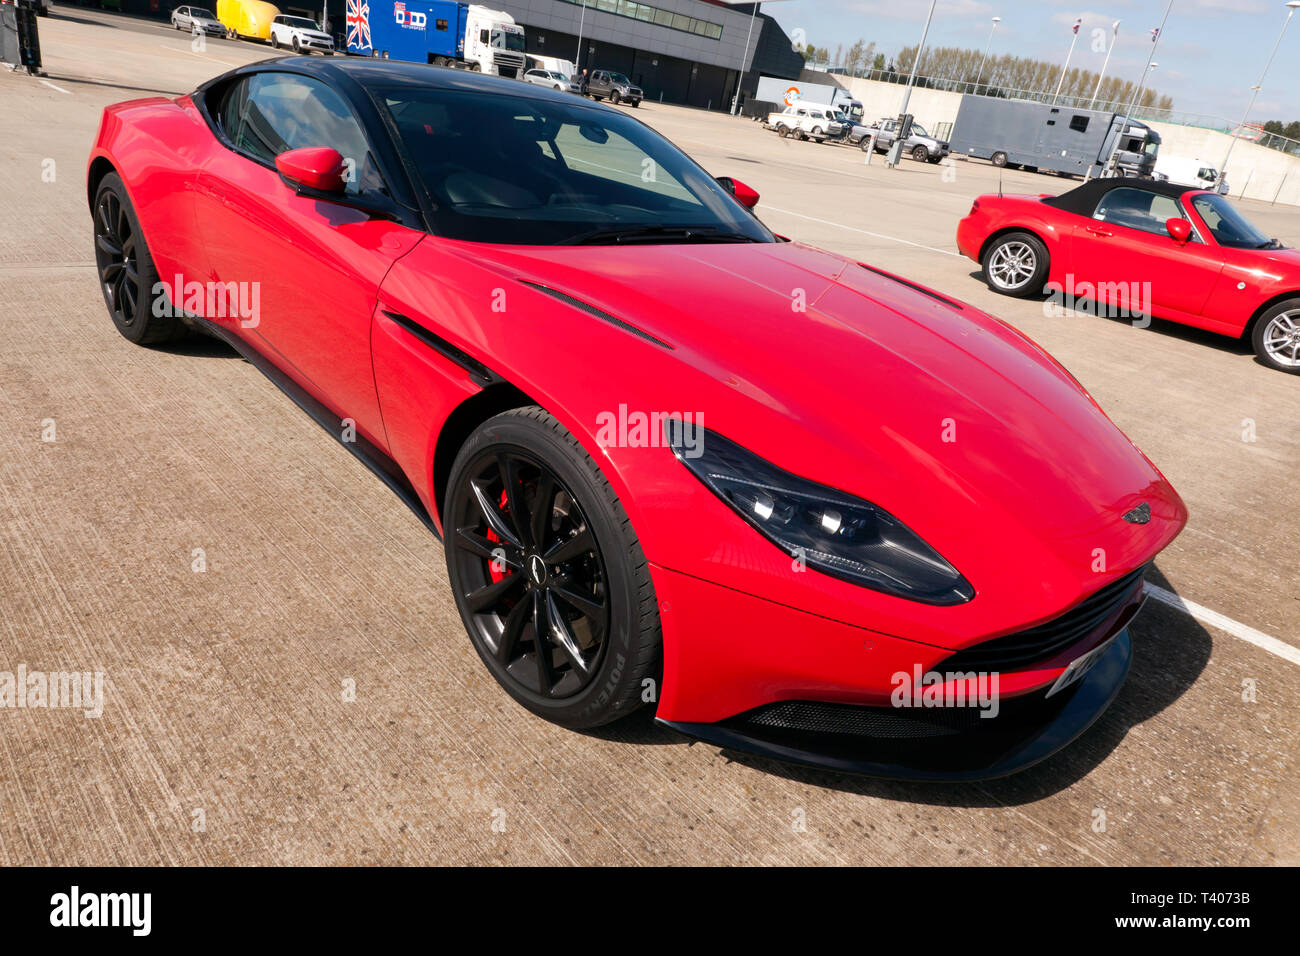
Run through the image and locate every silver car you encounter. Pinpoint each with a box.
[524,69,578,93]
[170,6,226,37]
[868,117,950,164]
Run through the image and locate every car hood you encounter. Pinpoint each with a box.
[429,238,1185,639]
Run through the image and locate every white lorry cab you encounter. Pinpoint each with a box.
[463,6,526,78]
[1154,156,1230,195]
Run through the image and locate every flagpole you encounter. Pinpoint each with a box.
[1101,0,1172,178]
[1089,20,1120,110]
[1053,20,1081,104]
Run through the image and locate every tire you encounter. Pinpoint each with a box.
[777,124,790,139]
[443,407,662,730]
[912,145,929,162]
[1251,300,1300,374]
[991,151,1008,168]
[271,33,279,48]
[292,36,300,53]
[92,173,187,346]
[810,126,823,139]
[630,101,638,108]
[982,231,1049,298]
[859,137,872,152]
[611,90,621,105]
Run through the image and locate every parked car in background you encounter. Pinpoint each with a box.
[766,104,844,143]
[524,69,576,93]
[1154,156,1229,195]
[584,70,642,107]
[171,6,227,36]
[270,14,333,54]
[957,177,1300,373]
[869,117,950,163]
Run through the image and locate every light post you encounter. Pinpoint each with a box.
[574,0,589,74]
[731,3,760,116]
[1089,20,1120,110]
[973,16,1000,94]
[1220,1,1300,188]
[1099,0,1171,179]
[1053,18,1082,104]
[889,0,937,168]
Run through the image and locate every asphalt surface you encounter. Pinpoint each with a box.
[0,9,1296,865]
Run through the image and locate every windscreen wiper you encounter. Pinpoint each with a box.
[567,224,763,245]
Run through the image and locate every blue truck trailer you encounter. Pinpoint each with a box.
[346,0,526,78]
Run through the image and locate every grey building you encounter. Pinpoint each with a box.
[498,1,803,110]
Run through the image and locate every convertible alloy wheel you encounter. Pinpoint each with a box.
[1253,303,1300,373]
[444,408,661,729]
[983,232,1048,298]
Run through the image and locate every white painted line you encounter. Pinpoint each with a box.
[1147,584,1300,667]
[761,203,962,257]
[40,79,71,95]
[158,43,239,67]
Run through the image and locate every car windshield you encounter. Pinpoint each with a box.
[379,87,773,245]
[610,73,631,85]
[909,124,928,137]
[1191,194,1275,249]
[192,8,216,17]
[284,17,319,29]
[492,31,526,51]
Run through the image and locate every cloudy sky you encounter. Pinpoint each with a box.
[760,0,1300,124]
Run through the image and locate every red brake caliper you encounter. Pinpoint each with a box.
[486,489,510,583]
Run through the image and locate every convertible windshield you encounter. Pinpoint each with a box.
[1191,193,1274,248]
[378,87,773,245]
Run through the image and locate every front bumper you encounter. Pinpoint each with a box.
[660,629,1131,781]
[302,38,334,51]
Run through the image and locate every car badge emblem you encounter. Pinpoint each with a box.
[1122,502,1151,524]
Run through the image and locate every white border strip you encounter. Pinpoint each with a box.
[1147,584,1300,666]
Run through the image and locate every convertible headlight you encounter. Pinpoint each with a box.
[665,422,974,606]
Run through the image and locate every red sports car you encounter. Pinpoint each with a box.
[958,177,1300,373]
[88,58,1186,779]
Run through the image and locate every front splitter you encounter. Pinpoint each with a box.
[658,629,1132,782]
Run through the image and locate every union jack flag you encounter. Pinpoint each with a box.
[1072,17,1081,34]
[347,0,371,51]
[1150,27,1160,43]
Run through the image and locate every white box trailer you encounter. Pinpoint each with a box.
[949,95,1159,178]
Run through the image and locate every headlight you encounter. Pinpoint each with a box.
[665,423,974,606]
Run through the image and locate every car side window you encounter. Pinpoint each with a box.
[1093,187,1182,237]
[218,73,385,198]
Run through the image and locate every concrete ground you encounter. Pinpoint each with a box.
[0,9,1296,865]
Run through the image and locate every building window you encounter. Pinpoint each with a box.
[560,0,722,40]
[1069,115,1090,132]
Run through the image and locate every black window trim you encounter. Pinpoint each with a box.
[192,66,425,230]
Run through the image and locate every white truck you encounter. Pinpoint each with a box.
[1154,156,1230,195]
[765,104,845,142]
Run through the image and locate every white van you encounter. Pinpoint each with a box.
[1155,156,1230,195]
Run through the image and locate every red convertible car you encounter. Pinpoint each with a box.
[88,58,1186,779]
[958,177,1300,373]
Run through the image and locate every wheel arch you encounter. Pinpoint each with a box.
[86,155,118,212]
[431,381,537,524]
[1243,290,1300,340]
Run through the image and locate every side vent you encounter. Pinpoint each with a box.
[519,280,674,350]
[858,264,965,312]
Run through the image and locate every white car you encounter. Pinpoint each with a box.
[1154,156,1230,195]
[765,105,844,142]
[524,69,578,93]
[269,15,334,55]
[170,6,226,37]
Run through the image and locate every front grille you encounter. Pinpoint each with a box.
[939,566,1146,673]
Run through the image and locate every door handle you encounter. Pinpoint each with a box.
[1086,227,1113,237]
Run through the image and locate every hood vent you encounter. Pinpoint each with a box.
[858,263,965,312]
[519,280,674,350]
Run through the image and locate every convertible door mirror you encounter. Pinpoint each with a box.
[716,176,760,209]
[276,147,347,195]
[1166,217,1192,243]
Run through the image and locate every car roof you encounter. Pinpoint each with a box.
[1041,176,1206,216]
[199,55,587,108]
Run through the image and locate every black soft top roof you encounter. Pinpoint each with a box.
[1041,177,1204,216]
